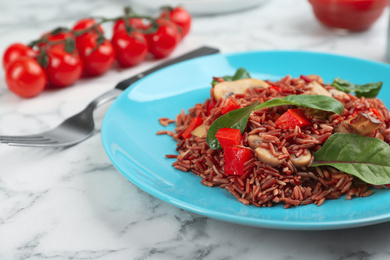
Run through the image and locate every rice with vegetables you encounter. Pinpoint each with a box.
[158,68,390,208]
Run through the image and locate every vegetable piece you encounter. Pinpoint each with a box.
[255,147,283,167]
[331,77,382,98]
[206,100,217,115]
[207,101,259,150]
[221,96,240,115]
[308,81,331,96]
[335,113,382,137]
[76,33,115,76]
[290,153,312,168]
[275,109,311,130]
[215,128,242,150]
[3,43,37,69]
[191,124,207,137]
[213,78,269,101]
[5,56,46,98]
[224,146,253,175]
[211,67,251,86]
[207,95,344,150]
[146,18,180,59]
[160,6,192,39]
[113,18,148,34]
[44,43,83,88]
[312,133,390,185]
[111,30,148,67]
[181,116,203,139]
[300,75,313,83]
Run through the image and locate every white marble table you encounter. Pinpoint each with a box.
[1,0,390,259]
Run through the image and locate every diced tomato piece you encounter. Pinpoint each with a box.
[275,109,311,129]
[268,83,280,92]
[215,128,242,150]
[181,116,203,139]
[371,107,384,121]
[221,96,240,115]
[224,146,253,176]
[300,75,313,83]
[206,100,217,116]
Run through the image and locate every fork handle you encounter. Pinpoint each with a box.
[114,46,220,91]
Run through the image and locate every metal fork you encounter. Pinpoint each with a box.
[0,46,220,147]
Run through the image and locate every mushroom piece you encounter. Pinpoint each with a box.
[247,134,263,149]
[254,147,283,167]
[335,113,382,137]
[248,134,283,167]
[329,88,348,99]
[308,81,331,97]
[191,124,207,137]
[290,153,312,168]
[213,78,269,101]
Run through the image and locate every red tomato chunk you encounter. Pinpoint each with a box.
[181,116,203,139]
[224,146,253,176]
[221,97,240,115]
[215,128,242,150]
[275,109,311,129]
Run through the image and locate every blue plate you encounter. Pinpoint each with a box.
[101,50,390,230]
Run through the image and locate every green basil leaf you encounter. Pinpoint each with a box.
[331,77,382,98]
[331,77,355,93]
[312,133,390,185]
[355,82,382,98]
[211,68,251,86]
[206,95,344,149]
[206,101,259,150]
[232,67,251,80]
[253,95,344,115]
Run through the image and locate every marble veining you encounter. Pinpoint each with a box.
[1,0,390,259]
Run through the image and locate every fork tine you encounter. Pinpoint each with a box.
[0,134,46,142]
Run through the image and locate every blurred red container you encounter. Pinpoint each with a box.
[308,0,388,31]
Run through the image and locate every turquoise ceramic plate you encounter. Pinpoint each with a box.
[101,50,390,230]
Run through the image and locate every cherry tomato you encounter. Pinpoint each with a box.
[44,44,83,88]
[39,30,72,48]
[111,30,148,67]
[77,33,115,76]
[113,18,148,34]
[309,0,388,31]
[5,56,46,98]
[3,43,37,69]
[146,19,180,59]
[72,18,104,49]
[160,6,191,38]
[72,18,104,36]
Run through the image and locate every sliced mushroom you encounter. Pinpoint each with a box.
[191,124,207,137]
[290,153,312,168]
[248,134,283,166]
[306,75,324,84]
[335,113,382,137]
[255,147,283,167]
[248,134,263,149]
[308,81,331,97]
[213,78,269,101]
[329,88,348,99]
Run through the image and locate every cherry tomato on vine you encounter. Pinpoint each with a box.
[5,56,46,98]
[72,18,104,49]
[73,18,104,36]
[39,30,72,48]
[160,6,191,38]
[2,43,37,69]
[44,44,83,88]
[111,30,148,67]
[77,33,115,76]
[113,18,148,34]
[146,19,180,59]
